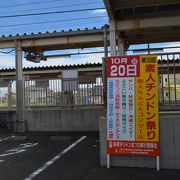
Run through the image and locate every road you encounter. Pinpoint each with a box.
[0,132,180,180]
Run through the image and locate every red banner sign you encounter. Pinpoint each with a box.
[107,55,159,157]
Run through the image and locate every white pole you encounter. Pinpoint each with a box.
[107,154,110,168]
[156,156,160,171]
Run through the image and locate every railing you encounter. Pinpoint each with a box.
[158,52,180,110]
[0,52,180,110]
[24,77,103,108]
[0,77,16,109]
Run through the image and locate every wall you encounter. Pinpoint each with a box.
[99,112,180,169]
[23,106,103,131]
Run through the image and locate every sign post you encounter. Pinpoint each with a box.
[107,55,160,170]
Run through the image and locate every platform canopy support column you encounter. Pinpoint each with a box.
[15,41,25,132]
[109,21,116,56]
[117,38,125,56]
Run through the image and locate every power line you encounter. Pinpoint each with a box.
[1,2,103,14]
[0,49,14,54]
[0,16,107,28]
[0,0,64,9]
[0,19,107,35]
[0,7,106,19]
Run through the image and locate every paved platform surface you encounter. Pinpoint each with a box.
[0,132,180,180]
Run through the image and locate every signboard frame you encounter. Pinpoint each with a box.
[107,55,160,170]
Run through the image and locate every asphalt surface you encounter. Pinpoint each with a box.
[0,131,180,180]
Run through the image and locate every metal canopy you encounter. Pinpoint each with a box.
[0,63,102,80]
[104,0,180,20]
[104,0,180,44]
[0,28,105,51]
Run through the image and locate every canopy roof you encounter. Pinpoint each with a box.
[104,0,180,44]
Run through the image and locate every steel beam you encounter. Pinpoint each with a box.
[116,16,180,31]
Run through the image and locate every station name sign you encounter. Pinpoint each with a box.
[107,55,159,156]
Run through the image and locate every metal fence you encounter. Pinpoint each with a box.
[158,52,180,110]
[24,77,103,108]
[0,77,16,109]
[0,52,180,110]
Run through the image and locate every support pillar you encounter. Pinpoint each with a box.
[102,24,109,112]
[118,38,125,56]
[15,41,25,132]
[109,21,116,56]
